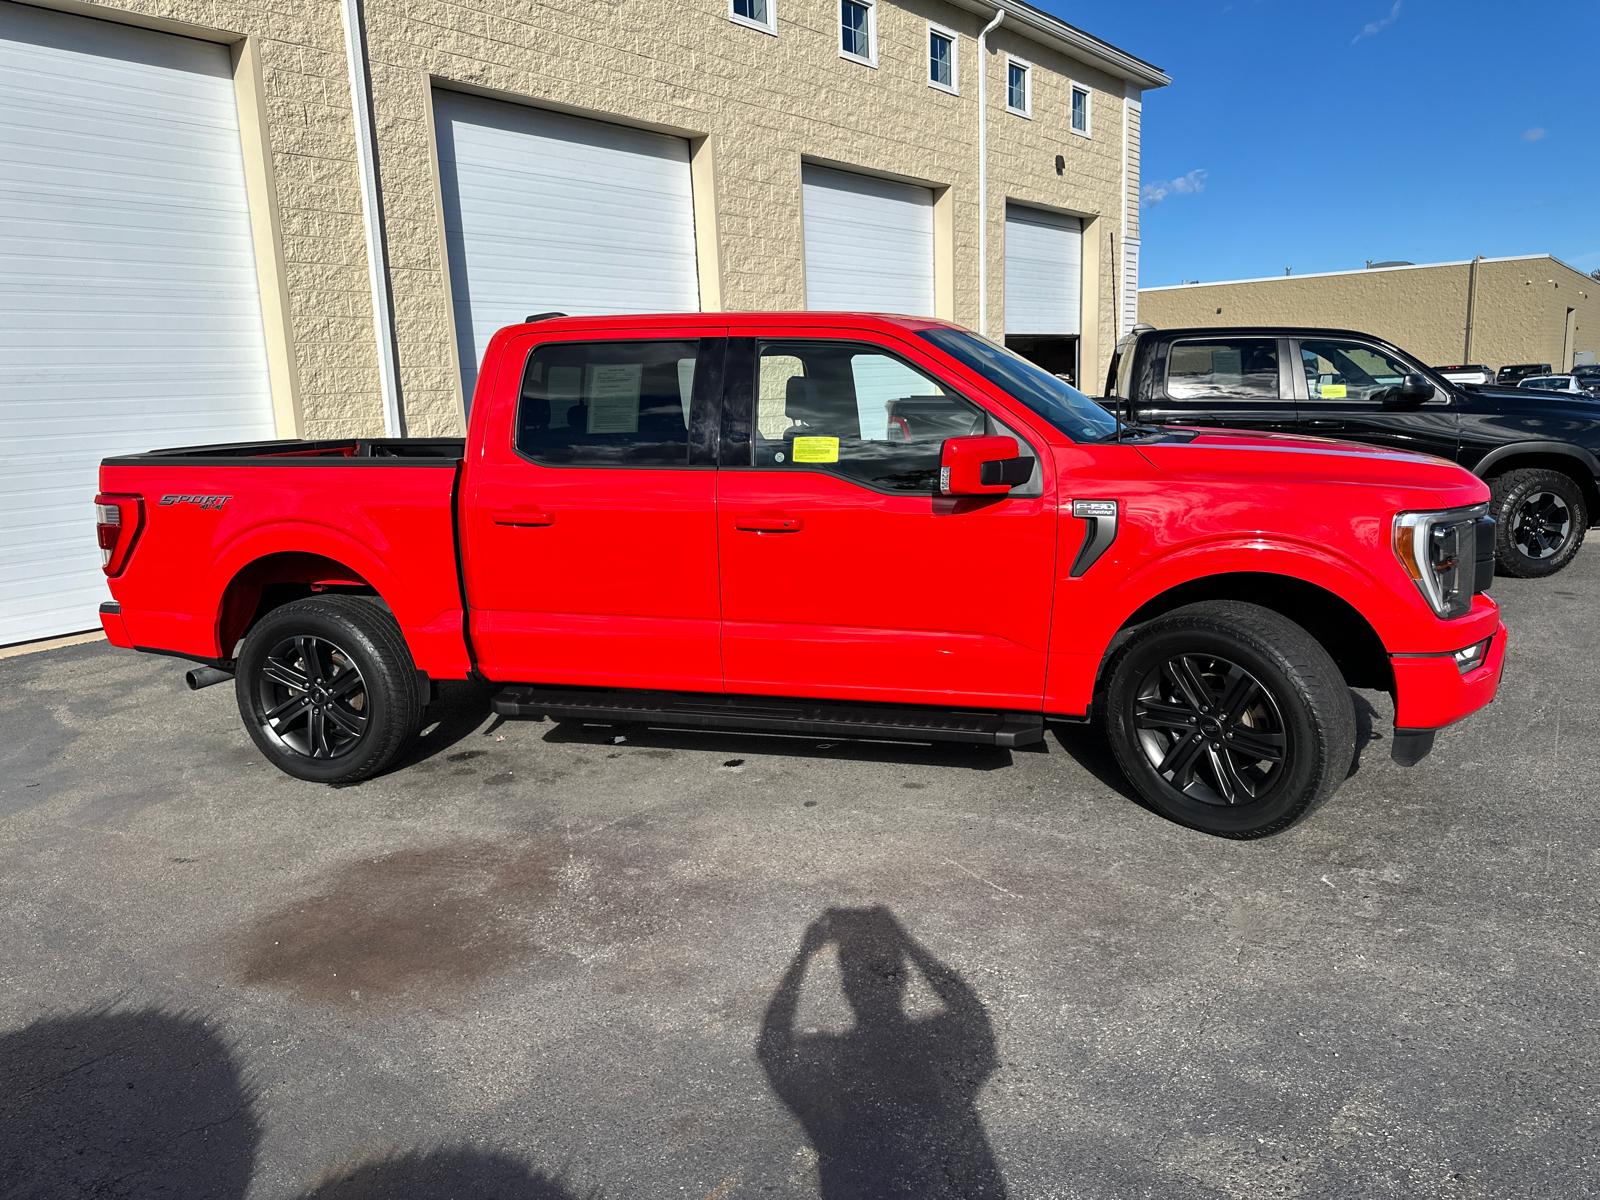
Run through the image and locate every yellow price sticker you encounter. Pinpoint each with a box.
[1321,384,1347,399]
[791,436,840,463]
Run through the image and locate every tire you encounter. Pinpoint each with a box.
[1489,468,1588,578]
[234,596,423,784]
[1102,601,1356,839]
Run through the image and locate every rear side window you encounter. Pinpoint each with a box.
[1166,338,1279,400]
[743,340,994,492]
[516,340,699,466]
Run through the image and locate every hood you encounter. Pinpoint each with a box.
[1135,427,1488,509]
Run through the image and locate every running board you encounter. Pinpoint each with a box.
[490,686,1045,747]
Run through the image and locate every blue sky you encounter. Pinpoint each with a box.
[1037,0,1600,286]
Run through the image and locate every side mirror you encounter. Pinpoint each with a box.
[1399,373,1434,401]
[940,435,1035,495]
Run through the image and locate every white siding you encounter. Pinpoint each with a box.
[1122,240,1140,335]
[434,90,701,401]
[1003,205,1082,336]
[801,165,935,316]
[0,2,274,645]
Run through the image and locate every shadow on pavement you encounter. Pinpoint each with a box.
[0,1006,259,1197]
[385,679,502,774]
[300,1148,582,1199]
[759,906,1007,1199]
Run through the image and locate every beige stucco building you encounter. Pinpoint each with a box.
[0,0,1166,643]
[1139,255,1597,375]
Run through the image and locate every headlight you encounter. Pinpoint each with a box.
[1393,504,1488,619]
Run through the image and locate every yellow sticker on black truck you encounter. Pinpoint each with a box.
[1321,384,1347,399]
[791,436,840,463]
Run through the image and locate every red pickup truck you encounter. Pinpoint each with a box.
[95,313,1506,837]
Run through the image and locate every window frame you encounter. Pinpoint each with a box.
[511,336,725,471]
[927,21,959,95]
[1069,81,1091,137]
[728,0,777,36]
[1161,336,1288,404]
[1005,55,1032,119]
[839,0,877,68]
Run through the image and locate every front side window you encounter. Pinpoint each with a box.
[1299,339,1418,403]
[1006,59,1030,116]
[929,26,956,91]
[1071,85,1090,134]
[745,340,994,491]
[730,0,775,32]
[1167,339,1280,401]
[840,0,874,64]
[919,328,1118,442]
[516,340,699,467]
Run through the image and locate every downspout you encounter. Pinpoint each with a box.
[1463,254,1481,363]
[339,0,405,437]
[977,6,1004,338]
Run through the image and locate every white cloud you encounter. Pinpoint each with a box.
[1142,169,1207,207]
[1523,127,1548,142]
[1352,0,1402,42]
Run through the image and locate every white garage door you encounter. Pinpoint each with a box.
[802,164,935,316]
[0,2,275,646]
[1004,205,1082,335]
[434,90,701,400]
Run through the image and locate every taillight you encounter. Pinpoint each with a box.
[94,493,144,576]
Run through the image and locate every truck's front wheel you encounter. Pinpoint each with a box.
[1103,601,1355,838]
[234,596,423,784]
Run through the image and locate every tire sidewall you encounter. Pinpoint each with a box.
[1106,622,1327,838]
[1494,470,1587,578]
[235,601,402,784]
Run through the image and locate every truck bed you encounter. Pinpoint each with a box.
[102,437,466,467]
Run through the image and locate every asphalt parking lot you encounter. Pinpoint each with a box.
[1,558,1595,1199]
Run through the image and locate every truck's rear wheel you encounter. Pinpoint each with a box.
[1103,601,1355,838]
[1489,468,1587,578]
[234,596,423,784]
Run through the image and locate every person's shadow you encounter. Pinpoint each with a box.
[759,906,1007,1198]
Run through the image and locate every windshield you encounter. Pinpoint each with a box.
[917,328,1118,442]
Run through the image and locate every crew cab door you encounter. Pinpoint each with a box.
[714,332,1057,709]
[1136,336,1298,433]
[1290,336,1459,460]
[462,329,726,690]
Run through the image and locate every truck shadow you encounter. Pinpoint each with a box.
[298,1148,582,1198]
[384,679,504,775]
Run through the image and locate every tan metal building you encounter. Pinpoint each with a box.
[1139,255,1597,376]
[0,0,1166,643]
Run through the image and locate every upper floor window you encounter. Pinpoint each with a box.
[840,0,876,66]
[1070,84,1091,135]
[1006,57,1031,117]
[928,24,957,93]
[730,0,776,35]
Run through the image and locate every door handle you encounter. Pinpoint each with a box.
[734,513,803,533]
[1305,419,1341,428]
[493,508,555,526]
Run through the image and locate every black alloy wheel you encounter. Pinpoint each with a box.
[234,596,424,783]
[1490,468,1588,578]
[1104,601,1355,838]
[1509,491,1571,561]
[255,634,369,760]
[1130,653,1287,808]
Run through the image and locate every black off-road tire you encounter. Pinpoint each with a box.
[1489,468,1588,578]
[1103,601,1356,839]
[234,596,423,784]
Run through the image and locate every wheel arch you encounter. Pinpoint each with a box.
[1100,571,1393,694]
[217,550,385,660]
[1473,442,1600,523]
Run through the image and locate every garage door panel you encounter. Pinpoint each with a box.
[801,164,935,316]
[1004,205,1082,336]
[1,1,274,645]
[435,89,701,400]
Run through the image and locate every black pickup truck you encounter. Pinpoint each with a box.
[1102,325,1600,577]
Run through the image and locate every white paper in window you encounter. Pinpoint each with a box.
[586,363,642,433]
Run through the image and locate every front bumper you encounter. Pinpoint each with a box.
[1387,620,1508,762]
